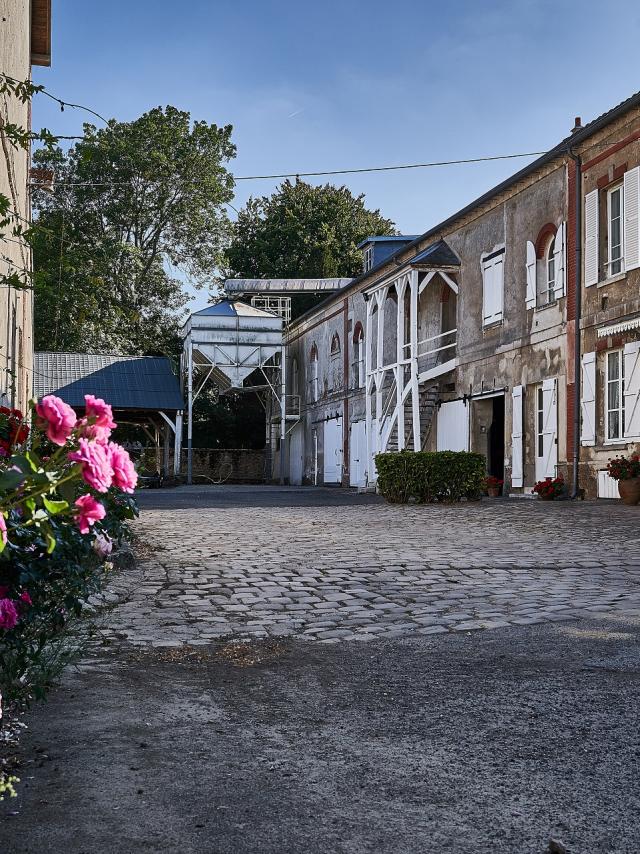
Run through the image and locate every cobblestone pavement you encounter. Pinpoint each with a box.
[100,486,640,647]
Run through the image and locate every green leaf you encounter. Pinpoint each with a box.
[42,496,69,516]
[25,449,43,471]
[58,478,76,504]
[45,532,56,554]
[0,469,26,492]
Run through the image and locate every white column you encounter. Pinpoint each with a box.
[279,344,287,485]
[365,299,374,482]
[396,278,406,450]
[173,411,183,477]
[187,339,194,484]
[375,288,386,454]
[410,271,420,451]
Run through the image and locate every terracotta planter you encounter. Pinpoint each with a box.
[618,477,640,506]
[487,487,501,498]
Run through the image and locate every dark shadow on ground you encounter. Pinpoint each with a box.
[2,618,640,854]
[135,484,384,510]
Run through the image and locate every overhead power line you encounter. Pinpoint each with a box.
[40,150,550,189]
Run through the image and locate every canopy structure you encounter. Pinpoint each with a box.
[181,298,291,484]
[34,352,184,477]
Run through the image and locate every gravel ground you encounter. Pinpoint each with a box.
[2,617,640,854]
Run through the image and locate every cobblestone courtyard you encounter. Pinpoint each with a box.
[103,486,640,647]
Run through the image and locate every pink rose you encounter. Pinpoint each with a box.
[78,395,117,444]
[19,590,32,607]
[35,395,77,446]
[73,494,106,534]
[108,442,138,493]
[0,598,19,631]
[68,439,113,492]
[0,514,6,546]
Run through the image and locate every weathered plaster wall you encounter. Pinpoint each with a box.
[0,4,33,412]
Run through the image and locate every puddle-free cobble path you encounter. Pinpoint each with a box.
[101,486,640,647]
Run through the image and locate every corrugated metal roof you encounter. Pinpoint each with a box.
[224,278,350,294]
[356,235,420,248]
[34,353,184,411]
[410,239,460,267]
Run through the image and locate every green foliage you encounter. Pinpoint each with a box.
[375,450,487,504]
[226,179,396,319]
[31,106,236,354]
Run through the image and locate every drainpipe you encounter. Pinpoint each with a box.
[568,149,582,498]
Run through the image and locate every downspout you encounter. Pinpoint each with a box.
[568,149,582,498]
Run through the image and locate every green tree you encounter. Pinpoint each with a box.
[226,179,396,316]
[31,106,236,355]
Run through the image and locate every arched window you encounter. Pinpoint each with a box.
[353,322,365,388]
[291,357,299,397]
[309,344,319,402]
[545,235,556,303]
[330,333,341,356]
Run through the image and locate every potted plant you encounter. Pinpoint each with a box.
[606,452,640,505]
[485,475,503,497]
[533,475,564,501]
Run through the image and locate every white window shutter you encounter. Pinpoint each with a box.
[541,378,558,478]
[482,253,504,325]
[623,166,640,272]
[584,189,599,287]
[511,385,524,487]
[623,341,640,438]
[554,221,566,297]
[525,241,536,309]
[580,351,596,446]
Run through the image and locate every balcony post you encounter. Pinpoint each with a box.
[410,271,420,451]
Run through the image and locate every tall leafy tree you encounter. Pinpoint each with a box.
[226,180,396,316]
[31,106,236,354]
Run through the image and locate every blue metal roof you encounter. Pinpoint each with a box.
[357,235,420,249]
[34,353,184,412]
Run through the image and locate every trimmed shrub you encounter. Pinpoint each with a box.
[375,450,486,503]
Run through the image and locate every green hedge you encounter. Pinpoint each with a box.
[375,450,486,503]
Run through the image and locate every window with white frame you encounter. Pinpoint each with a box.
[545,236,556,304]
[310,348,319,402]
[363,245,373,273]
[607,184,624,277]
[481,248,505,326]
[353,326,365,388]
[606,349,625,441]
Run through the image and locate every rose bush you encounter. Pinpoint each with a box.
[0,396,138,706]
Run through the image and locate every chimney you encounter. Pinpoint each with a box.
[571,116,582,134]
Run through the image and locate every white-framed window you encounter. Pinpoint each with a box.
[607,184,624,277]
[536,386,544,459]
[606,349,625,441]
[309,346,319,403]
[353,326,365,388]
[545,236,556,303]
[481,248,505,326]
[363,245,373,273]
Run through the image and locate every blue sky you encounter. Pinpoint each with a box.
[32,0,640,310]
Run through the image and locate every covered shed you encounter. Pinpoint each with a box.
[34,353,184,477]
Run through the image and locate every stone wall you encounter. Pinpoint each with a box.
[170,449,267,483]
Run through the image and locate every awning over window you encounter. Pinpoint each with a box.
[597,315,640,337]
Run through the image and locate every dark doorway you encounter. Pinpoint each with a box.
[487,396,505,481]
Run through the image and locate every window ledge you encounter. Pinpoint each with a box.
[482,320,503,331]
[597,272,627,288]
[534,299,559,312]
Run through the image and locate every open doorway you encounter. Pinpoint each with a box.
[471,394,505,481]
[487,396,505,481]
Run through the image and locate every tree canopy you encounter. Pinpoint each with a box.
[31,106,236,355]
[226,180,396,312]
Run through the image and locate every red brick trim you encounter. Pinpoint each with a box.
[596,163,628,189]
[581,129,640,172]
[535,223,557,259]
[310,342,318,360]
[352,320,364,343]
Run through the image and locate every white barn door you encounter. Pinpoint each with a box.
[349,421,367,487]
[437,400,469,451]
[289,423,304,485]
[536,378,558,481]
[323,417,343,484]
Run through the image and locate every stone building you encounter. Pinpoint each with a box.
[0,0,51,412]
[572,93,640,496]
[252,91,640,498]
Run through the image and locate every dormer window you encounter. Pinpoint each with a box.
[363,244,373,273]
